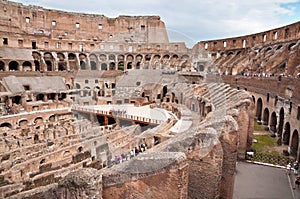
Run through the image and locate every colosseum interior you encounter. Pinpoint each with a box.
[0,0,299,198]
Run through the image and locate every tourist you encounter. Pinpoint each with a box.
[294,176,300,189]
[294,161,299,175]
[287,162,292,175]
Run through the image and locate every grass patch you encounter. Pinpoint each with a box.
[254,121,265,131]
[253,134,277,152]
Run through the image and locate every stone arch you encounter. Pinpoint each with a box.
[83,86,91,97]
[0,60,4,71]
[109,62,116,70]
[182,54,189,60]
[57,53,67,71]
[9,61,19,71]
[34,60,40,71]
[34,117,43,125]
[270,112,277,133]
[44,52,54,71]
[22,61,32,71]
[89,54,98,70]
[256,98,263,121]
[265,47,272,52]
[78,146,83,152]
[288,43,296,51]
[263,108,269,125]
[145,54,151,61]
[127,62,132,69]
[126,54,134,62]
[283,122,291,145]
[75,83,81,89]
[99,54,107,61]
[108,54,115,61]
[57,52,65,61]
[0,122,12,129]
[136,54,143,61]
[18,119,28,128]
[278,107,284,137]
[36,93,44,101]
[118,61,124,71]
[153,54,161,60]
[49,115,56,122]
[162,86,168,98]
[68,53,77,70]
[291,130,299,158]
[79,53,87,70]
[101,63,107,70]
[172,54,179,60]
[118,54,125,62]
[227,51,234,56]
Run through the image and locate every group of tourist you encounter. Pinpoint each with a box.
[112,143,148,165]
[286,161,300,189]
[0,103,20,115]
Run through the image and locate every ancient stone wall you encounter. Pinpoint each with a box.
[198,21,300,51]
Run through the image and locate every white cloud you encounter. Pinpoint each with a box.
[15,0,300,45]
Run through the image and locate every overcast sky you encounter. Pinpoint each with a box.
[15,0,300,46]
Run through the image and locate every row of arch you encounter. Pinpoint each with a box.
[0,115,56,129]
[0,51,191,72]
[254,96,299,158]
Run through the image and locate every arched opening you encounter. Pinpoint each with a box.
[58,62,67,71]
[0,61,4,71]
[78,146,83,152]
[34,117,43,125]
[75,83,81,89]
[291,130,299,158]
[9,61,19,71]
[36,94,44,101]
[49,115,55,122]
[127,62,132,69]
[0,122,12,129]
[263,108,269,125]
[45,61,53,71]
[108,54,115,61]
[127,54,134,62]
[109,62,115,70]
[80,61,86,70]
[288,43,296,51]
[19,119,28,128]
[101,63,107,70]
[34,134,39,143]
[99,54,107,61]
[57,53,66,71]
[22,61,32,71]
[34,60,40,71]
[44,53,54,71]
[136,62,141,69]
[145,54,151,61]
[162,86,168,98]
[90,61,97,70]
[256,98,263,121]
[270,112,277,133]
[118,61,124,71]
[283,122,291,145]
[278,108,284,137]
[68,53,77,70]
